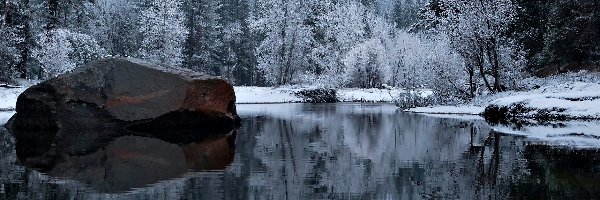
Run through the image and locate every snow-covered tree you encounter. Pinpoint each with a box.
[391,0,428,29]
[316,1,370,86]
[87,0,141,57]
[33,29,106,79]
[342,39,388,88]
[138,0,188,67]
[443,0,522,94]
[251,0,315,86]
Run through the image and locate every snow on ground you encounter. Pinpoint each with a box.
[419,113,485,121]
[0,87,27,111]
[234,86,412,104]
[406,106,484,115]
[491,120,600,149]
[337,88,433,103]
[0,80,37,111]
[1,84,420,107]
[0,112,15,125]
[337,88,398,102]
[234,87,303,104]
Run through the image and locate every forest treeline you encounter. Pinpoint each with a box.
[0,0,598,101]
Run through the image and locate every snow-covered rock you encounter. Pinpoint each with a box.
[484,82,600,120]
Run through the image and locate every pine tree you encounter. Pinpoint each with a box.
[4,0,33,79]
[182,0,223,75]
[0,1,22,82]
[219,0,258,85]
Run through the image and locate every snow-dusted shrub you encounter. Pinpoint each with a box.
[394,90,438,109]
[393,32,469,104]
[69,32,107,68]
[33,29,106,79]
[498,41,528,90]
[342,39,390,88]
[295,88,338,103]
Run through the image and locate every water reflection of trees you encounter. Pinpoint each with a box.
[1,104,599,199]
[234,104,528,199]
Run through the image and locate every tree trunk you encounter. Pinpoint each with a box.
[285,31,297,85]
[278,0,288,86]
[468,63,475,99]
[17,28,29,79]
[477,44,495,93]
[486,39,502,92]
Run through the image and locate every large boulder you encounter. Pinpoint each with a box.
[6,58,239,154]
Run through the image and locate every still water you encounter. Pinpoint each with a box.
[0,103,599,199]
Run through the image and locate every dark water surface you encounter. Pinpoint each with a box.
[1,103,599,199]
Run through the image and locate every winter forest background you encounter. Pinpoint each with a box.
[0,0,598,103]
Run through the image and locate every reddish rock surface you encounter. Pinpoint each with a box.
[7,58,238,130]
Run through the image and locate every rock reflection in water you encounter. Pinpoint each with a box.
[13,128,236,193]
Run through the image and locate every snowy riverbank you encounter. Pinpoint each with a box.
[405,74,600,149]
[406,81,600,119]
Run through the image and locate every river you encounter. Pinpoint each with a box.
[0,103,599,199]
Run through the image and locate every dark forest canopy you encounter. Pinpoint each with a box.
[0,0,598,98]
